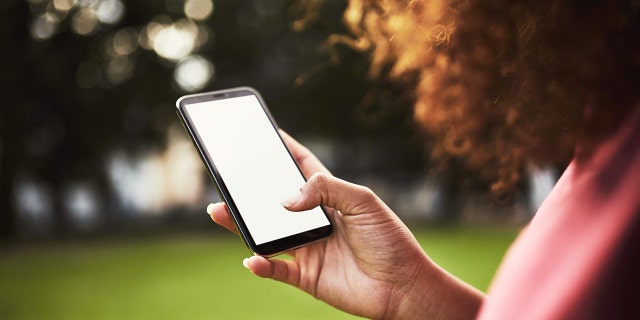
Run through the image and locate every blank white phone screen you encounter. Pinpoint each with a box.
[184,95,330,245]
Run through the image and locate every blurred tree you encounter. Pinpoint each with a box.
[0,0,188,237]
[0,0,427,239]
[0,0,28,238]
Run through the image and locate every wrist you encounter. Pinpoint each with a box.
[386,255,485,319]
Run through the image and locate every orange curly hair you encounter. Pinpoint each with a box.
[338,0,640,196]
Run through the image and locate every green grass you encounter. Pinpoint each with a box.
[0,227,518,319]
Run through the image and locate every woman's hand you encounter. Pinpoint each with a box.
[207,130,484,319]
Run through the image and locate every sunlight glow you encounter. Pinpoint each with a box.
[108,153,166,213]
[107,127,205,214]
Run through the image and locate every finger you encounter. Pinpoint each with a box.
[243,256,301,287]
[206,202,238,234]
[282,172,389,216]
[279,129,330,177]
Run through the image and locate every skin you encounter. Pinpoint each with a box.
[207,130,484,319]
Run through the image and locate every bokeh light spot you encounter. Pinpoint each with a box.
[105,56,135,85]
[77,0,99,8]
[71,8,100,36]
[96,0,125,25]
[138,17,169,50]
[173,55,215,92]
[195,24,211,47]
[30,13,59,40]
[109,28,138,57]
[151,18,198,61]
[64,182,101,231]
[53,0,77,12]
[184,0,214,21]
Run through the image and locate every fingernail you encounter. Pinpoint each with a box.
[281,191,302,208]
[206,203,215,215]
[242,258,250,269]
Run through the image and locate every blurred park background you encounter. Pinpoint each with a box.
[0,0,557,318]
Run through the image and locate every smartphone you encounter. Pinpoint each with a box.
[176,87,332,256]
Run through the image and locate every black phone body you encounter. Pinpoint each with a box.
[176,87,332,256]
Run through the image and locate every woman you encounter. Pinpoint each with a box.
[208,0,640,318]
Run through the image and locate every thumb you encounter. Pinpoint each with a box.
[282,172,388,216]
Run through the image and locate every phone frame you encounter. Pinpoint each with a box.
[176,87,333,256]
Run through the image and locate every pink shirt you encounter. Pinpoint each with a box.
[478,107,640,319]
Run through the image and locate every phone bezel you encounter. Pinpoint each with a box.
[176,87,333,256]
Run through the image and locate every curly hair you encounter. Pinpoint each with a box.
[340,0,640,196]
